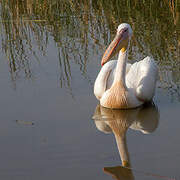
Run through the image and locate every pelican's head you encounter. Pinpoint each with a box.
[101,23,133,66]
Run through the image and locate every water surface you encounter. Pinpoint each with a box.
[0,1,180,180]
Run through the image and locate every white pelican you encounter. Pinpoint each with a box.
[94,23,158,109]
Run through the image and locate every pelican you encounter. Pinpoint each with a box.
[94,23,158,109]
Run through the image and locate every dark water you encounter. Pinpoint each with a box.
[0,1,179,180]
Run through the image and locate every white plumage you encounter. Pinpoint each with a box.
[94,23,158,109]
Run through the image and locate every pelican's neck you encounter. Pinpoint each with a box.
[113,50,128,89]
[114,133,130,167]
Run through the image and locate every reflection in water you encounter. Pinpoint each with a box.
[93,103,159,180]
[0,0,179,98]
[0,0,92,88]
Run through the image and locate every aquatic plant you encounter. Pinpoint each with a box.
[0,0,179,99]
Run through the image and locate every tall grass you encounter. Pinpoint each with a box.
[0,0,179,94]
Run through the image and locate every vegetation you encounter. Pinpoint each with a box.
[0,0,179,97]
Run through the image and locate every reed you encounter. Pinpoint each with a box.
[0,0,179,95]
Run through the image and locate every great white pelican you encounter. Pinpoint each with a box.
[94,23,158,109]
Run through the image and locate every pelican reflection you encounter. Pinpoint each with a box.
[93,103,159,180]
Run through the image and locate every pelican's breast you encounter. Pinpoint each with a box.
[100,82,129,109]
[100,85,143,109]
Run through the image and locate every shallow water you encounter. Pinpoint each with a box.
[0,1,180,180]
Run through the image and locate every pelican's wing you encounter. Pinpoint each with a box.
[94,60,116,100]
[126,56,158,101]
